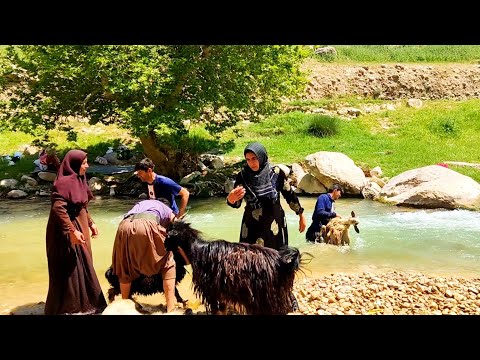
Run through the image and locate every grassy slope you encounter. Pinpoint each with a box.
[2,98,480,184]
[318,45,480,63]
[0,120,139,180]
[222,98,480,182]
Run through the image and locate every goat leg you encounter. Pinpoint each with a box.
[175,286,189,307]
[107,287,119,303]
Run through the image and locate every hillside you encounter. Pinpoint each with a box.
[302,59,480,100]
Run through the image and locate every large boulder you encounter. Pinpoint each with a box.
[298,173,327,194]
[379,165,480,210]
[304,151,366,195]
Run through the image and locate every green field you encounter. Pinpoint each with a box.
[313,45,480,63]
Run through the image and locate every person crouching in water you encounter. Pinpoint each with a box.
[111,199,179,313]
[305,184,344,242]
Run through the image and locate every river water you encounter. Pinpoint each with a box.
[1,196,479,314]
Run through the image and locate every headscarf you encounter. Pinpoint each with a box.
[52,149,93,206]
[240,142,278,208]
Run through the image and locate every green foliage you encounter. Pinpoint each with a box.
[0,45,309,144]
[307,114,340,137]
[156,125,235,155]
[0,156,36,181]
[66,130,78,142]
[429,117,460,137]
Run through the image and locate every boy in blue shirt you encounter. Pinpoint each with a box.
[134,158,190,219]
[306,184,343,242]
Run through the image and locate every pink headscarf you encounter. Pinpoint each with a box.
[52,149,93,206]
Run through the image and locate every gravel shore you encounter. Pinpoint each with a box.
[18,271,479,315]
[292,271,480,315]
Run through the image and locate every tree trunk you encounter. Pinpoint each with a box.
[139,134,179,180]
[139,133,197,181]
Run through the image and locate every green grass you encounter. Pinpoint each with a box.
[313,45,480,63]
[307,114,340,137]
[0,120,139,180]
[2,98,480,184]
[222,98,480,182]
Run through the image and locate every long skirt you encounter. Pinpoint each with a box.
[112,218,175,283]
[239,202,288,250]
[45,207,107,315]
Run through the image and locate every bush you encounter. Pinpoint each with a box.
[429,118,460,137]
[307,114,340,137]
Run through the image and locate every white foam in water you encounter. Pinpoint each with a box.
[363,208,480,232]
[351,236,366,250]
[190,213,215,223]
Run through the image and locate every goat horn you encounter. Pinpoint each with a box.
[351,210,356,218]
[354,224,360,233]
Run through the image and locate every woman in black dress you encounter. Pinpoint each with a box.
[226,142,306,250]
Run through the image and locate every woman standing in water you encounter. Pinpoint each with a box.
[226,142,307,250]
[45,149,107,315]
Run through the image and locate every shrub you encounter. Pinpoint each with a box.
[429,118,460,137]
[307,114,340,137]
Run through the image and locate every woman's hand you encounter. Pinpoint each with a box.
[298,213,306,233]
[227,185,246,204]
[90,223,99,238]
[69,229,86,245]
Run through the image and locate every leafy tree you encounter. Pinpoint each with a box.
[0,45,308,178]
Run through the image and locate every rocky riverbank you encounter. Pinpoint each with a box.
[292,271,480,315]
[11,270,480,315]
[96,270,480,315]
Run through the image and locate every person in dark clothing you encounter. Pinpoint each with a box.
[45,149,107,315]
[227,142,307,250]
[226,142,306,312]
[134,158,190,219]
[305,183,344,242]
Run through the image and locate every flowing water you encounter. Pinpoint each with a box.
[1,196,480,314]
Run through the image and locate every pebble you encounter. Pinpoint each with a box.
[292,271,480,315]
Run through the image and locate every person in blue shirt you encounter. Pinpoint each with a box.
[134,158,190,219]
[305,183,344,242]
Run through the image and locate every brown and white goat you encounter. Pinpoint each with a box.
[319,211,359,246]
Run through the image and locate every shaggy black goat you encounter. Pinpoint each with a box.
[104,248,188,304]
[165,220,307,315]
